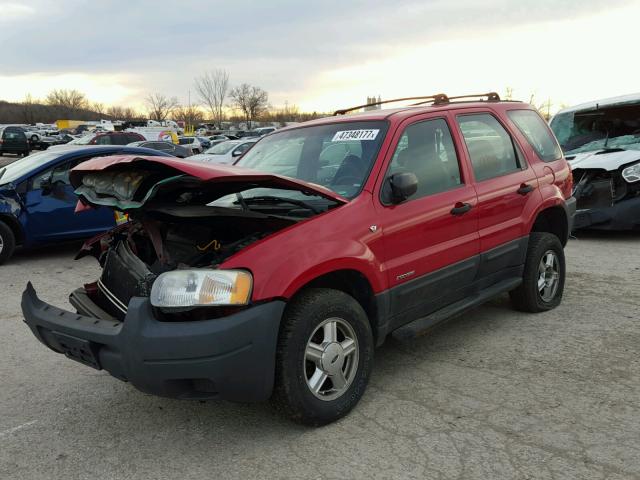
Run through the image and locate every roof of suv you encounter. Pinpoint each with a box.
[285,94,529,130]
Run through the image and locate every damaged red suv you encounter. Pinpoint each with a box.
[22,93,576,425]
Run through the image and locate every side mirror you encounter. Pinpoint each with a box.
[388,172,418,204]
[231,149,244,157]
[40,177,53,195]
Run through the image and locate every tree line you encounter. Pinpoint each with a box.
[0,69,327,128]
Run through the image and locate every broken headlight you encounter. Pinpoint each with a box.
[621,162,640,183]
[150,269,252,308]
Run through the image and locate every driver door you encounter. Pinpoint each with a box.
[374,115,480,328]
[21,159,116,244]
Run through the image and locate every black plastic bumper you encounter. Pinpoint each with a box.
[21,282,285,402]
[573,196,640,231]
[565,196,577,235]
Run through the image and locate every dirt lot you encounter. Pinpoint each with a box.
[1,232,639,480]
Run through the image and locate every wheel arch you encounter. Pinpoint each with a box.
[286,269,384,345]
[0,214,24,245]
[529,205,569,246]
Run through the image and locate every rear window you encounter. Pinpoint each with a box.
[508,110,562,162]
[2,131,26,140]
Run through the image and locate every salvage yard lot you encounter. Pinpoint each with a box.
[1,234,639,479]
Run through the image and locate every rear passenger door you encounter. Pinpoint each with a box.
[452,109,540,278]
[375,115,479,328]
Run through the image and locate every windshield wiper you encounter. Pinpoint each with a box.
[237,195,322,214]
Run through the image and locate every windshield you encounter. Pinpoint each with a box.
[236,120,388,199]
[205,141,240,154]
[68,135,94,145]
[178,138,193,145]
[0,150,63,184]
[550,102,640,154]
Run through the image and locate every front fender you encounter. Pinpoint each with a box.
[252,239,383,302]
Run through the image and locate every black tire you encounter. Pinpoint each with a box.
[0,221,16,265]
[510,232,565,312]
[272,288,374,426]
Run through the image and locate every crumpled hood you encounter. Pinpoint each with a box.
[567,149,640,171]
[70,155,348,209]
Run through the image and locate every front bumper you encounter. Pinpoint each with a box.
[22,283,285,401]
[573,196,640,230]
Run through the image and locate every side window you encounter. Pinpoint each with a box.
[234,143,252,155]
[31,161,76,189]
[96,135,111,145]
[507,109,562,162]
[457,113,522,181]
[384,118,462,201]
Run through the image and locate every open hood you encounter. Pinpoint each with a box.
[70,155,348,210]
[567,149,640,171]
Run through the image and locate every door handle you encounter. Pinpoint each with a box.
[450,202,472,216]
[517,183,534,195]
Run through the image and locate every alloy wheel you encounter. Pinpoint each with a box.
[538,250,560,302]
[304,317,359,401]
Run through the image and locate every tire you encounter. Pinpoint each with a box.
[0,221,16,265]
[510,232,565,312]
[31,135,38,142]
[272,288,374,426]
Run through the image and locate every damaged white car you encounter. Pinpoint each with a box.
[550,93,640,230]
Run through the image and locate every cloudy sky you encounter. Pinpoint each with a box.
[1,0,640,113]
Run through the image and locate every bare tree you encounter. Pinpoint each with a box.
[106,105,125,119]
[229,83,269,129]
[122,107,143,120]
[504,87,514,101]
[20,94,39,123]
[145,93,179,121]
[173,105,204,126]
[194,69,229,129]
[92,102,105,116]
[45,89,89,111]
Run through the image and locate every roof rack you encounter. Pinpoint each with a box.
[333,92,501,115]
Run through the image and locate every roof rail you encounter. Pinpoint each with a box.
[333,94,447,116]
[412,92,501,106]
[333,92,502,115]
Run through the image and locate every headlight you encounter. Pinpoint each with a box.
[622,162,640,183]
[150,269,252,308]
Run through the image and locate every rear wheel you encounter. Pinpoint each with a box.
[0,221,16,265]
[510,232,565,312]
[272,288,374,426]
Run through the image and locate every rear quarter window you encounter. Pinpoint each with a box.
[507,109,562,162]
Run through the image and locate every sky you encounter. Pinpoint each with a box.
[1,0,640,114]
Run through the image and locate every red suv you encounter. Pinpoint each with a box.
[22,93,575,425]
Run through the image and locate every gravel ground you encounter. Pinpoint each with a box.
[1,232,639,480]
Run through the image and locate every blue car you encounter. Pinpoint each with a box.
[0,145,171,264]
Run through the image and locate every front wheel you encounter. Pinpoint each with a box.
[510,232,565,312]
[272,288,374,426]
[0,221,16,265]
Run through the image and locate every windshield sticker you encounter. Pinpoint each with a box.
[331,129,379,142]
